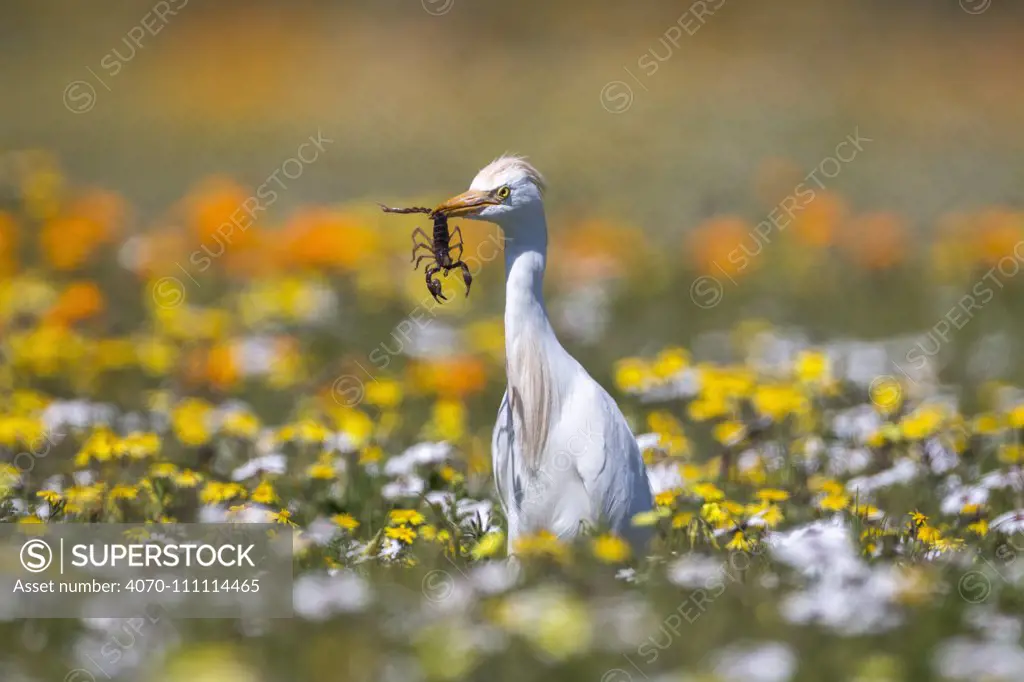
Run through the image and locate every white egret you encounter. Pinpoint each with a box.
[434,156,654,554]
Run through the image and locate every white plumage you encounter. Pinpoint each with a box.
[435,156,654,554]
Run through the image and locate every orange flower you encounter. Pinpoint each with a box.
[38,188,124,272]
[552,217,650,284]
[840,212,907,271]
[39,216,103,271]
[283,208,379,271]
[973,208,1023,267]
[206,342,240,391]
[791,191,846,248]
[45,281,105,326]
[686,216,754,278]
[187,177,249,240]
[407,356,487,398]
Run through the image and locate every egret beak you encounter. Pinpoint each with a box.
[433,189,498,217]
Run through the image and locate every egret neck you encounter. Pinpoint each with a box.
[500,205,566,469]
[502,205,550,341]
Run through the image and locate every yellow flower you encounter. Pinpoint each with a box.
[900,406,945,441]
[385,524,416,544]
[108,484,138,501]
[812,478,845,496]
[172,469,202,487]
[671,511,695,528]
[117,432,160,459]
[753,384,808,422]
[440,465,465,485]
[0,415,47,449]
[279,418,330,445]
[135,335,178,376]
[199,481,247,504]
[591,533,631,563]
[654,490,678,508]
[74,427,116,467]
[691,482,725,502]
[869,376,903,414]
[171,398,213,447]
[332,513,359,531]
[756,488,790,503]
[652,347,690,379]
[37,489,62,505]
[306,452,337,480]
[221,411,260,439]
[365,378,403,409]
[971,413,1004,435]
[359,444,384,466]
[917,525,942,544]
[334,408,374,448]
[471,531,505,560]
[753,504,784,528]
[722,500,746,517]
[427,399,466,442]
[419,524,438,540]
[998,444,1024,464]
[910,510,928,527]
[389,509,426,526]
[967,520,988,537]
[269,508,297,526]
[64,483,105,515]
[712,420,746,446]
[661,433,692,457]
[701,502,730,525]
[851,503,883,520]
[817,492,850,512]
[513,530,568,562]
[466,317,506,362]
[10,390,50,416]
[631,509,668,527]
[613,357,651,393]
[251,480,278,505]
[1009,404,1024,429]
[725,531,753,552]
[867,423,902,447]
[794,350,830,384]
[687,393,731,422]
[934,537,964,552]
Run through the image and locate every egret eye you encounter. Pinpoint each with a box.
[496,186,511,200]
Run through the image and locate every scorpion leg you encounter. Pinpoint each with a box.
[454,260,472,297]
[413,254,435,271]
[448,227,465,260]
[411,243,432,266]
[410,228,432,262]
[425,264,447,303]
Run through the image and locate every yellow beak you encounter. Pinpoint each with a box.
[433,189,498,217]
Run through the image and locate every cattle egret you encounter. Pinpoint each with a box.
[434,155,654,555]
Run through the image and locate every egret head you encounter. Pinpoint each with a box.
[434,155,546,225]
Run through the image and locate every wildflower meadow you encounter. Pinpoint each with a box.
[5,2,1024,681]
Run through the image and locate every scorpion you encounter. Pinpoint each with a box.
[378,204,471,303]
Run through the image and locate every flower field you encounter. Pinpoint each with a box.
[0,145,1023,682]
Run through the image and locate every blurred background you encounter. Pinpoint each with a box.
[2,1,1023,400]
[3,1,1024,680]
